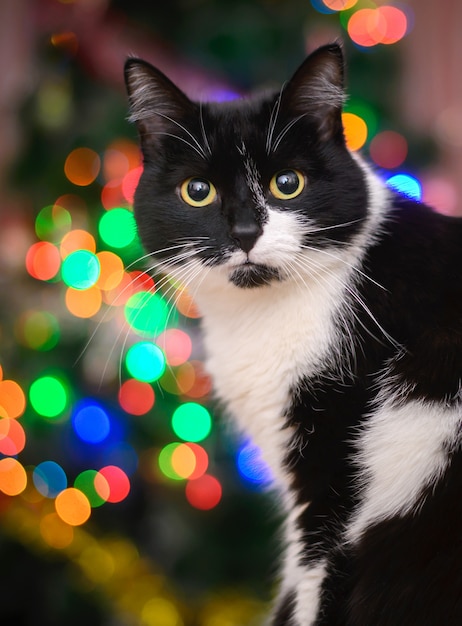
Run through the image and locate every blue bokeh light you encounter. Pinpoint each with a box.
[310,0,336,14]
[237,441,273,488]
[72,400,111,444]
[33,460,68,498]
[386,173,422,201]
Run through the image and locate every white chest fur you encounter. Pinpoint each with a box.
[192,263,350,487]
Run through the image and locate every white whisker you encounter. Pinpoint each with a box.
[152,110,207,158]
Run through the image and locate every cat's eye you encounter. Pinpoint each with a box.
[180,177,217,207]
[269,169,305,200]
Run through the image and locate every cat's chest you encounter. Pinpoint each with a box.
[195,278,347,484]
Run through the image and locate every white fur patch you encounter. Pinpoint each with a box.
[278,501,327,626]
[345,399,462,544]
[189,208,357,485]
[295,560,328,625]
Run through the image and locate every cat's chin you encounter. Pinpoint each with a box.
[229,263,281,289]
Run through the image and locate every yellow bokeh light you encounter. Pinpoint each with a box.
[40,512,74,549]
[342,112,368,151]
[171,444,197,479]
[141,597,183,626]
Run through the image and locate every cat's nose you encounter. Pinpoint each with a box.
[230,223,263,254]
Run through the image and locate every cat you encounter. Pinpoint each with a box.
[123,43,462,625]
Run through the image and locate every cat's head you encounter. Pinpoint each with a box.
[124,43,374,291]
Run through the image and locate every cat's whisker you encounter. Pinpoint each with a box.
[292,251,401,351]
[266,84,286,154]
[288,255,359,379]
[299,243,387,291]
[74,243,206,366]
[305,218,366,233]
[149,132,206,159]
[272,114,308,153]
[199,101,212,157]
[151,110,207,159]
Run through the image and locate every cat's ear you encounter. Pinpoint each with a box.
[283,43,346,142]
[124,58,194,148]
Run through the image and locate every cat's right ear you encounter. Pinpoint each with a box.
[124,58,194,148]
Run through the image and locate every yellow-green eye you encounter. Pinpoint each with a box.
[269,169,305,200]
[180,177,217,207]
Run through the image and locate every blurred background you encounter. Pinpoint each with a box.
[0,1,461,625]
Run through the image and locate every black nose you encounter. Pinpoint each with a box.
[230,223,263,254]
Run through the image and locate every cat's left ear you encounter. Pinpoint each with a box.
[283,42,346,143]
[124,58,194,149]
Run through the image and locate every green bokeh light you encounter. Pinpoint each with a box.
[125,291,170,337]
[171,402,212,443]
[61,249,100,290]
[21,310,60,351]
[29,375,69,418]
[125,342,166,382]
[98,208,137,249]
[74,470,106,507]
[35,204,72,242]
[158,443,183,481]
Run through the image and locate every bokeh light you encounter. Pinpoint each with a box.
[122,165,143,204]
[33,460,68,498]
[0,457,27,496]
[386,173,422,200]
[125,342,166,382]
[55,487,91,525]
[16,310,60,351]
[175,287,202,319]
[171,402,212,443]
[322,0,357,10]
[64,147,101,186]
[347,5,408,48]
[96,250,125,291]
[369,130,408,169]
[74,469,108,507]
[25,241,61,281]
[98,208,137,249]
[35,204,72,242]
[118,379,155,415]
[310,0,336,14]
[72,400,111,444]
[125,291,170,337]
[60,229,96,258]
[61,249,101,290]
[342,112,368,151]
[141,597,183,626]
[40,512,74,549]
[65,285,102,318]
[0,378,26,419]
[158,443,184,481]
[97,465,130,503]
[29,375,69,418]
[157,329,192,366]
[0,418,26,455]
[171,443,208,480]
[185,474,222,510]
[237,441,273,487]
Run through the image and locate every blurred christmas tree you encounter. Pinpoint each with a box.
[0,0,446,624]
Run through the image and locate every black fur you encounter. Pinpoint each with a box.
[124,44,462,625]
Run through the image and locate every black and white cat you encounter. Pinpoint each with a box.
[124,43,462,625]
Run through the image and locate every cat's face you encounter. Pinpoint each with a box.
[124,44,369,290]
